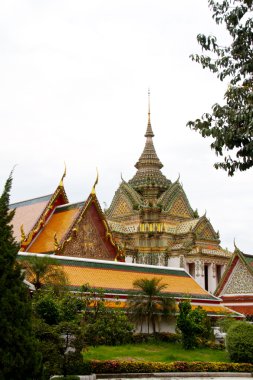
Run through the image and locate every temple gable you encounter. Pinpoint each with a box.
[220,259,253,295]
[194,219,217,241]
[167,194,193,218]
[106,186,136,219]
[62,201,117,260]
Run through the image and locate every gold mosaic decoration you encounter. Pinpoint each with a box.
[169,196,192,218]
[196,222,215,240]
[111,197,132,217]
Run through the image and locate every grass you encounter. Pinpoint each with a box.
[84,342,229,363]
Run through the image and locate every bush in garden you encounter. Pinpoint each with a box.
[218,316,238,333]
[34,294,60,325]
[83,309,133,346]
[226,321,253,363]
[176,301,213,349]
[68,360,253,375]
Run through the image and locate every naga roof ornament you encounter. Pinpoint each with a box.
[91,168,99,195]
[128,90,171,195]
[59,162,67,187]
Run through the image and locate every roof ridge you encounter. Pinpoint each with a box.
[10,194,53,208]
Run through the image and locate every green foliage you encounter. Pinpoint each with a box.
[188,0,253,175]
[57,321,85,378]
[33,318,62,379]
[176,301,212,349]
[83,308,133,346]
[51,377,80,380]
[33,318,85,379]
[0,174,42,379]
[52,377,80,380]
[190,306,213,341]
[59,293,83,322]
[127,278,176,333]
[226,321,253,363]
[35,294,61,325]
[218,315,238,332]
[69,359,253,375]
[21,255,68,291]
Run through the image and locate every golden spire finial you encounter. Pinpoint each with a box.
[91,168,99,195]
[145,88,154,137]
[59,162,67,187]
[148,87,151,123]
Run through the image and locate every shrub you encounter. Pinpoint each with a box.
[177,301,213,349]
[67,360,253,375]
[226,321,253,363]
[83,310,133,346]
[218,316,238,333]
[34,295,60,325]
[51,377,80,380]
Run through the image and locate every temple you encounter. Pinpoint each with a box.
[11,172,121,262]
[106,92,232,293]
[18,252,243,331]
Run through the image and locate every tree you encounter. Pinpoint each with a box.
[127,278,175,334]
[0,174,42,379]
[22,255,68,291]
[176,301,212,349]
[188,0,253,175]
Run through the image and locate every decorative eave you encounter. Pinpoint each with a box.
[20,184,69,251]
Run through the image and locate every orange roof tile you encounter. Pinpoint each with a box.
[28,204,82,253]
[62,265,207,296]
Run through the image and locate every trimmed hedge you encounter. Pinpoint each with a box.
[226,321,253,363]
[67,360,253,375]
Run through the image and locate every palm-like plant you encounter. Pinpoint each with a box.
[21,256,68,291]
[127,278,175,334]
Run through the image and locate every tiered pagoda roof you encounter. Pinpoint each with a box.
[128,92,171,195]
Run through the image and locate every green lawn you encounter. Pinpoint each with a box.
[84,342,229,363]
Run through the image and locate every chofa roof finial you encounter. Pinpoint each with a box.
[91,168,99,195]
[59,162,67,187]
[233,238,240,252]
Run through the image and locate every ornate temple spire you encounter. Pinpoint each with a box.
[129,91,170,197]
[145,89,154,138]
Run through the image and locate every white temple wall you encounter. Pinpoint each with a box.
[134,317,177,333]
[167,256,180,267]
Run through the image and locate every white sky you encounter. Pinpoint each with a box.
[0,0,252,254]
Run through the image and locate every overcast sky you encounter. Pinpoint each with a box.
[0,0,252,254]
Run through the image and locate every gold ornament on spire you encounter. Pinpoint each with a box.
[59,162,67,187]
[91,168,99,195]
